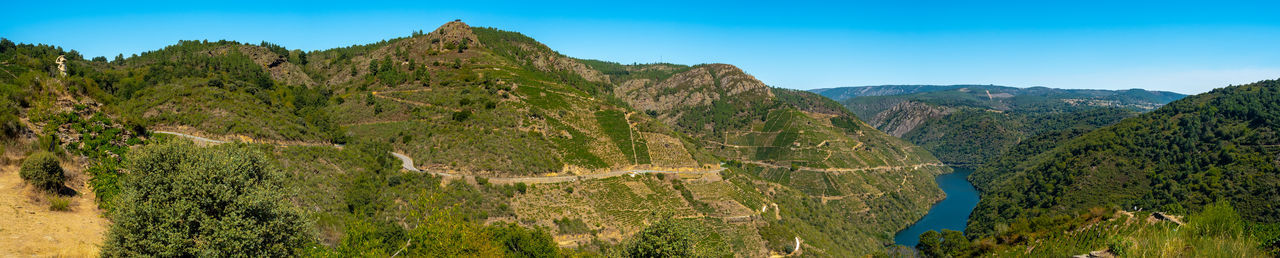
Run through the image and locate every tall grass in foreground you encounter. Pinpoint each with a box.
[991,202,1273,257]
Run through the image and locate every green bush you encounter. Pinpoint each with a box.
[19,151,64,191]
[621,219,693,257]
[48,196,70,211]
[101,141,311,256]
[487,223,558,258]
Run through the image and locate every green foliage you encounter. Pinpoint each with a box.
[0,98,19,138]
[916,230,942,257]
[621,219,694,258]
[48,196,70,211]
[975,203,1273,257]
[939,229,972,257]
[554,218,592,235]
[1186,201,1245,238]
[19,151,64,191]
[452,109,471,122]
[87,160,123,212]
[968,80,1280,237]
[488,223,559,258]
[596,109,651,165]
[546,117,607,169]
[124,40,275,96]
[102,141,311,257]
[36,132,59,152]
[758,222,798,254]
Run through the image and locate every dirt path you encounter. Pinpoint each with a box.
[738,160,946,174]
[371,90,462,112]
[0,159,107,256]
[391,152,722,185]
[156,131,722,185]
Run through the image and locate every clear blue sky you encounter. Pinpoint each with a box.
[4,0,1279,94]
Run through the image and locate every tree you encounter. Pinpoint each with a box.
[19,151,64,191]
[940,229,971,257]
[101,141,311,256]
[0,38,14,52]
[487,223,558,258]
[622,219,694,258]
[916,230,942,257]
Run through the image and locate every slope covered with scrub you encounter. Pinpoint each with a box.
[0,20,955,256]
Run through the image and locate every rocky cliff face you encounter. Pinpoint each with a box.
[870,101,954,137]
[615,63,772,112]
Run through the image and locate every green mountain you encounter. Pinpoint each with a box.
[814,85,1185,165]
[0,21,949,256]
[965,79,1280,253]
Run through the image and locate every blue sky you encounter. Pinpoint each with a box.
[3,1,1278,94]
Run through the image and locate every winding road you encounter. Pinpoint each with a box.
[156,131,724,185]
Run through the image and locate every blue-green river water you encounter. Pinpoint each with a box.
[893,167,980,247]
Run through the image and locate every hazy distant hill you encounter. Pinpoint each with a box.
[813,85,1185,165]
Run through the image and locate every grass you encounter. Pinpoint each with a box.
[48,196,70,211]
[972,202,1277,257]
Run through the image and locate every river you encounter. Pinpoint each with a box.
[893,167,980,247]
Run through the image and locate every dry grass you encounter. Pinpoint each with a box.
[0,150,107,256]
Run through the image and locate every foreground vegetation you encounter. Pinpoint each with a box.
[906,202,1277,257]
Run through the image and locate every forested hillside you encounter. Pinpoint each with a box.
[964,79,1280,254]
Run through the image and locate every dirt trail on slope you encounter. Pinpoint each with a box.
[155,131,722,185]
[0,156,107,256]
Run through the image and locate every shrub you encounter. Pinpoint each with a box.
[514,182,527,194]
[101,141,311,256]
[621,219,694,257]
[0,99,19,138]
[487,223,558,257]
[452,110,471,122]
[19,151,64,191]
[49,196,70,211]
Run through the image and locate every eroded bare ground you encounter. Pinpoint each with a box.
[0,150,107,257]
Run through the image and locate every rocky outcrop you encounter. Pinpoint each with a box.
[870,101,953,137]
[528,53,609,83]
[424,20,481,52]
[615,64,771,112]
[233,45,315,87]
